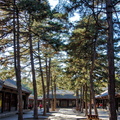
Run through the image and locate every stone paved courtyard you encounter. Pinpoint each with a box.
[0,108,120,120]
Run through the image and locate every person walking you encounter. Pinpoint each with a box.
[39,103,43,110]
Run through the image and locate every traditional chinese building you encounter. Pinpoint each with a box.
[49,89,76,108]
[95,90,120,111]
[0,79,31,113]
[28,94,42,109]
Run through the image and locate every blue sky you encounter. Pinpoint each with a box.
[48,0,59,9]
[48,0,80,22]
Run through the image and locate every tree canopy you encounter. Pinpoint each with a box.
[0,0,120,119]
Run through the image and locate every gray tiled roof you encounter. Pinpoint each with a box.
[29,94,43,100]
[49,94,76,99]
[29,89,78,100]
[49,89,76,99]
[95,90,118,98]
[2,79,31,94]
[95,90,108,98]
[4,79,17,89]
[100,90,108,97]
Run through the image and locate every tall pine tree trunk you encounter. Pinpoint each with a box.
[89,39,98,116]
[76,89,79,110]
[79,87,82,111]
[45,56,50,112]
[29,26,38,119]
[106,0,117,119]
[38,42,46,116]
[51,74,54,111]
[16,7,23,120]
[13,1,23,119]
[85,83,88,116]
[89,89,92,115]
[81,85,85,113]
[48,58,51,111]
[53,78,56,110]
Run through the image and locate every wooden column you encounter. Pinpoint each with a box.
[1,92,3,113]
[59,100,61,107]
[67,100,69,107]
[9,93,12,111]
[15,94,18,110]
[2,92,5,113]
[26,94,29,109]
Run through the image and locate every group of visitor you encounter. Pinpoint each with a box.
[28,103,43,110]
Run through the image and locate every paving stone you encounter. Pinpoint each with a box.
[0,108,120,120]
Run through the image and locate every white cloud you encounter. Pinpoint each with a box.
[48,0,59,9]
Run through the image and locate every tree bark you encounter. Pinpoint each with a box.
[51,82,54,111]
[45,56,50,112]
[16,7,23,120]
[106,0,117,119]
[48,58,51,111]
[38,42,46,116]
[53,79,56,110]
[29,25,38,119]
[76,89,79,111]
[89,39,98,116]
[13,1,23,119]
[79,87,82,111]
[85,83,88,116]
[50,72,54,111]
[81,85,85,113]
[89,89,92,115]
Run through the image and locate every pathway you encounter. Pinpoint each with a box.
[48,108,86,120]
[0,108,120,120]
